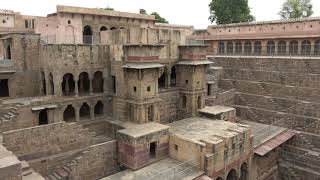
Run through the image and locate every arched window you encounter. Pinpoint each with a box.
[94,101,104,117]
[62,73,75,96]
[244,41,252,54]
[41,72,46,95]
[289,40,299,55]
[170,66,176,86]
[6,46,11,59]
[254,41,262,55]
[315,40,320,55]
[235,42,242,54]
[301,40,311,55]
[197,96,202,109]
[78,72,90,95]
[63,105,75,122]
[48,73,54,95]
[278,41,287,55]
[267,41,275,55]
[119,27,125,30]
[92,71,103,93]
[227,169,237,180]
[218,41,225,54]
[83,25,93,44]
[227,42,234,54]
[80,103,90,120]
[240,163,248,180]
[100,26,107,31]
[158,70,166,89]
[182,95,187,109]
[110,27,117,30]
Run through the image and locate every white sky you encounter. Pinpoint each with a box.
[3,0,320,29]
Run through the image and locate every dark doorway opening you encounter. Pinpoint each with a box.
[170,66,176,86]
[78,72,90,95]
[0,79,9,97]
[94,101,104,117]
[83,25,93,44]
[226,169,237,180]
[207,84,212,96]
[80,103,90,120]
[6,46,11,59]
[149,142,157,159]
[111,76,116,94]
[39,109,48,125]
[158,73,166,89]
[63,105,75,122]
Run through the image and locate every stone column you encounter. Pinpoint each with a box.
[79,77,84,94]
[74,76,79,96]
[297,40,302,55]
[75,106,80,122]
[90,106,95,120]
[89,77,93,95]
[311,40,315,55]
[275,41,278,55]
[165,69,171,89]
[54,76,62,96]
[65,76,70,96]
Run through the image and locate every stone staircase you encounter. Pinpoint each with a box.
[236,93,261,122]
[0,103,21,132]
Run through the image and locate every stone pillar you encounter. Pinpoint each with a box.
[165,69,171,89]
[89,77,93,95]
[311,40,315,55]
[90,106,95,120]
[275,41,278,55]
[65,76,70,96]
[54,76,62,96]
[75,106,80,122]
[297,40,302,55]
[74,76,79,96]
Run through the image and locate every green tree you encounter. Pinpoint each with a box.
[151,12,169,24]
[208,0,255,24]
[279,0,313,19]
[139,9,147,14]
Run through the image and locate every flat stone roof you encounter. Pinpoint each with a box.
[123,63,163,69]
[241,120,286,148]
[169,117,250,145]
[56,5,155,21]
[177,60,213,66]
[117,123,169,139]
[101,158,204,180]
[199,106,235,115]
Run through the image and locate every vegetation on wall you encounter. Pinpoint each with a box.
[208,0,255,24]
[139,9,169,24]
[279,0,313,19]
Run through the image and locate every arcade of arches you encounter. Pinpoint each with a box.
[218,39,320,56]
[158,66,176,89]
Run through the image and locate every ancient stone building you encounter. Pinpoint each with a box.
[0,5,318,180]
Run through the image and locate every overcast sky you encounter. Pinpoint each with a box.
[3,0,320,29]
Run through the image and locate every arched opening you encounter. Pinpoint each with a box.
[289,40,298,55]
[62,73,75,96]
[83,25,93,44]
[170,66,176,86]
[227,42,233,54]
[94,101,104,117]
[48,73,54,95]
[267,41,275,55]
[158,71,166,89]
[147,105,153,122]
[110,27,117,30]
[39,109,48,125]
[235,42,242,54]
[120,27,125,30]
[244,41,252,54]
[278,41,287,55]
[100,26,107,31]
[79,103,90,120]
[78,72,90,95]
[63,105,75,122]
[216,177,223,180]
[197,96,202,109]
[92,71,103,93]
[301,40,311,55]
[0,79,9,97]
[6,46,11,59]
[240,162,248,180]
[226,169,237,180]
[182,95,187,109]
[218,41,225,54]
[315,40,320,55]
[41,72,46,95]
[254,41,262,55]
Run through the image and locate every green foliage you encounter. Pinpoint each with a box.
[151,12,169,24]
[279,0,313,19]
[139,9,147,14]
[103,7,114,11]
[208,0,255,24]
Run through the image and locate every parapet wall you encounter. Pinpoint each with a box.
[2,122,95,159]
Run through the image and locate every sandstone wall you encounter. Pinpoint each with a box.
[159,89,179,124]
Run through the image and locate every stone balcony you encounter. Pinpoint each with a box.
[0,59,15,74]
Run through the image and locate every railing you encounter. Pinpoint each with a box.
[186,39,205,46]
[214,45,320,57]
